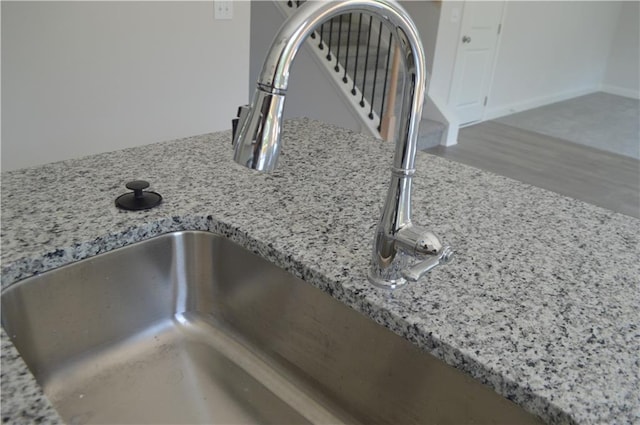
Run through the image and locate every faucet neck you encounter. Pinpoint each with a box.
[257,0,426,173]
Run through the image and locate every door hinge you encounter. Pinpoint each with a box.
[484,96,488,106]
[497,24,502,35]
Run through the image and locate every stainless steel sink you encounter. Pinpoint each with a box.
[2,231,541,424]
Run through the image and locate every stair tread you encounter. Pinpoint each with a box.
[417,119,446,150]
[419,119,446,134]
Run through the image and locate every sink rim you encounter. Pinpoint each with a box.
[2,229,543,425]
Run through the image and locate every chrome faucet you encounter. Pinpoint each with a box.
[232,0,453,289]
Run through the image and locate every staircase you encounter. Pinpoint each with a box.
[281,1,445,149]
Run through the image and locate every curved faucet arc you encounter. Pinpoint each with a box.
[232,0,452,289]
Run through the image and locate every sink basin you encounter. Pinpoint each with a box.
[2,231,541,424]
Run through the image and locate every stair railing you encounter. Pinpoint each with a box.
[284,1,401,141]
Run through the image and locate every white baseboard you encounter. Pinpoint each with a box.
[483,86,598,121]
[600,84,640,100]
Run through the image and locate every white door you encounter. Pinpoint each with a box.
[449,1,505,126]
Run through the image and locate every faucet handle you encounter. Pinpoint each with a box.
[231,105,251,145]
[401,246,454,282]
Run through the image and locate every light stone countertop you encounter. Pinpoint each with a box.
[1,119,638,424]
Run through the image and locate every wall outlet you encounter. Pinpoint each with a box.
[214,1,233,20]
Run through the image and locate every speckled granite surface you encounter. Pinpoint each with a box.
[1,328,63,424]
[1,119,638,424]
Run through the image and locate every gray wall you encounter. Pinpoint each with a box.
[428,1,638,121]
[429,1,463,103]
[487,1,623,118]
[249,1,362,133]
[602,1,640,98]
[400,0,440,76]
[2,1,251,171]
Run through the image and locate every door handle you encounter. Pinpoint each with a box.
[462,35,471,43]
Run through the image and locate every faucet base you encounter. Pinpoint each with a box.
[367,271,408,290]
[368,248,413,289]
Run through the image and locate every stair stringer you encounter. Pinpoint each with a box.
[274,2,382,138]
[273,1,455,147]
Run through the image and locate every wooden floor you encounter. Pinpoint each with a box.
[426,121,640,218]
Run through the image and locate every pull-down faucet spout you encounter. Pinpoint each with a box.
[232,0,453,289]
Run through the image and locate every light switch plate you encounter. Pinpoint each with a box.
[214,1,233,20]
[450,7,461,23]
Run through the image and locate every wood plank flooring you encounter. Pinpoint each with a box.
[426,121,640,218]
